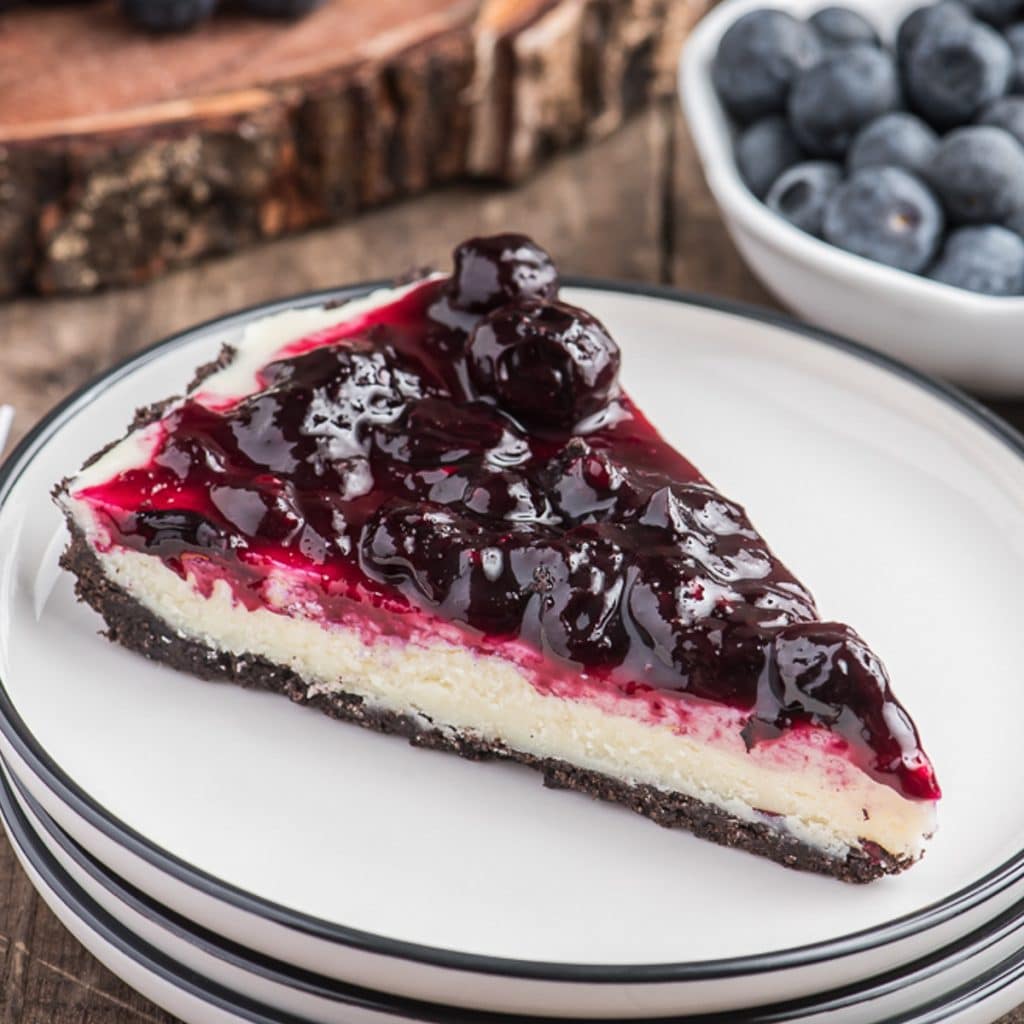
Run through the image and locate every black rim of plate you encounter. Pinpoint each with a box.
[8,759,1024,1024]
[1,278,1024,986]
[6,763,1024,1024]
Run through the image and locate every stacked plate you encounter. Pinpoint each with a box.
[2,282,1024,1023]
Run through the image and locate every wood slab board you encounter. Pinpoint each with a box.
[0,0,711,297]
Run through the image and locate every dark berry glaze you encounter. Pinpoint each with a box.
[75,238,939,801]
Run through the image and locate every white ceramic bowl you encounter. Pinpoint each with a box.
[681,0,1024,397]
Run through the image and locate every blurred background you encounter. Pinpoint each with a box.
[0,0,734,460]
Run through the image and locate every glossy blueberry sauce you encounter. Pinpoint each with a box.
[76,235,939,801]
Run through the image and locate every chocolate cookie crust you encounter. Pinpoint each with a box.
[59,522,908,884]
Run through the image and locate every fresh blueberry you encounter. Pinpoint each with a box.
[765,161,843,236]
[241,0,323,14]
[896,2,972,63]
[788,44,900,157]
[1006,23,1024,92]
[961,0,1024,25]
[120,0,217,30]
[847,112,940,176]
[928,125,1024,222]
[1006,207,1024,239]
[977,94,1024,144]
[712,10,823,123]
[467,300,621,430]
[928,224,1024,293]
[823,167,944,272]
[808,6,880,50]
[448,234,559,313]
[905,16,1011,128]
[735,116,804,199]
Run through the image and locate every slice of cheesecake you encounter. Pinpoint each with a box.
[56,234,939,881]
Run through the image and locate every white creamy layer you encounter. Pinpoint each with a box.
[63,283,936,865]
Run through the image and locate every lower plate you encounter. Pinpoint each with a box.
[5,761,1024,1024]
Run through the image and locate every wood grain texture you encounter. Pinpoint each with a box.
[1,103,1023,1023]
[0,106,668,458]
[0,0,710,298]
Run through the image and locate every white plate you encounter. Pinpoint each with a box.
[11,765,1024,1024]
[680,0,1024,396]
[9,758,1024,1024]
[2,284,1024,1016]
[0,763,417,1024]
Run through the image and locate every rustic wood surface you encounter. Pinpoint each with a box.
[1,103,1023,1023]
[0,0,709,298]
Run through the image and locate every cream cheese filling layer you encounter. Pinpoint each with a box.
[69,506,934,863]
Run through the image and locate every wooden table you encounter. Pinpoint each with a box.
[0,103,1021,1023]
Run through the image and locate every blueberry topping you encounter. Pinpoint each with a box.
[904,16,1011,128]
[788,44,900,157]
[928,125,1024,222]
[467,300,621,430]
[124,510,232,559]
[735,116,805,199]
[847,112,940,176]
[448,234,559,314]
[823,167,944,272]
[119,0,217,30]
[896,1,972,62]
[961,0,1024,25]
[743,623,937,797]
[765,161,842,236]
[711,10,823,123]
[362,501,534,638]
[809,6,881,51]
[928,224,1024,293]
[976,94,1024,145]
[525,526,635,667]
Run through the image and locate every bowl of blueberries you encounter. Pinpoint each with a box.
[681,0,1024,394]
